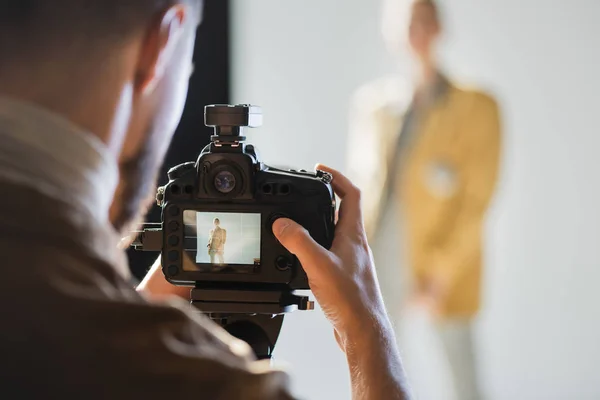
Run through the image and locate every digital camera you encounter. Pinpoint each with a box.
[133,104,336,358]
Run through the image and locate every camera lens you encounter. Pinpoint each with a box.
[214,170,237,194]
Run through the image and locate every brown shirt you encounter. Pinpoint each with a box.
[0,181,295,399]
[0,97,295,399]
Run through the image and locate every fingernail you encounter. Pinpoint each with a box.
[315,163,329,172]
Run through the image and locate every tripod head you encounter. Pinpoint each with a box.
[191,287,313,359]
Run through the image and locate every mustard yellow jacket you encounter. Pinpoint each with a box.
[347,76,501,317]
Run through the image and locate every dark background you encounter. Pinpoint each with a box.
[127,0,230,280]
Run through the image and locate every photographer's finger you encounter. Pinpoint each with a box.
[315,164,360,201]
[272,218,330,271]
[316,164,363,231]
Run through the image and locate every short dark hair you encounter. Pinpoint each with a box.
[214,218,220,225]
[0,0,201,59]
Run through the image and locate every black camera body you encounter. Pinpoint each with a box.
[135,105,335,358]
[160,104,335,289]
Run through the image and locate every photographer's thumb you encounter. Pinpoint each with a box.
[272,218,330,274]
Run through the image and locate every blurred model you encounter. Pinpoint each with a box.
[347,0,501,399]
[208,218,227,264]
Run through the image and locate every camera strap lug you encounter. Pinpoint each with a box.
[316,170,333,184]
[155,186,165,207]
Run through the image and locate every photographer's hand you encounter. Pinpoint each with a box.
[137,258,190,301]
[273,165,411,400]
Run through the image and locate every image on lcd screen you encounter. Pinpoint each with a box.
[183,210,261,272]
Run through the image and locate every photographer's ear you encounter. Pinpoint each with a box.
[134,5,187,95]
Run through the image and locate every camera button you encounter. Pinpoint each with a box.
[275,256,292,271]
[168,251,179,262]
[168,235,180,246]
[168,221,179,232]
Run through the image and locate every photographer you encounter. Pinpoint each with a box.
[0,1,410,399]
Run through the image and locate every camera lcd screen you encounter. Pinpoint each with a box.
[182,210,261,273]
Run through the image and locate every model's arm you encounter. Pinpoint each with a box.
[273,165,412,400]
[208,229,213,247]
[345,86,387,239]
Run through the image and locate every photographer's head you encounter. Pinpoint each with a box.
[0,0,202,233]
[214,218,220,227]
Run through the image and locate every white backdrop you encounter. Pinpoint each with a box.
[230,1,600,399]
